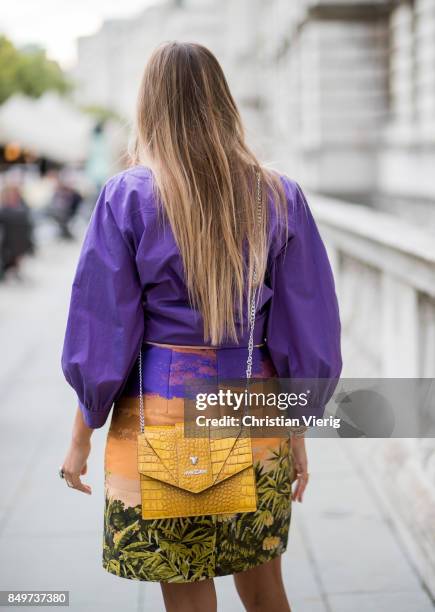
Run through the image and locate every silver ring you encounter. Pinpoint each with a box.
[59,467,65,479]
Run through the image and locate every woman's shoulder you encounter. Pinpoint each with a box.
[267,170,309,241]
[274,171,306,206]
[264,168,307,217]
[104,165,155,203]
[101,165,159,225]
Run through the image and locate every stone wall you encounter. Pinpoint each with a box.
[378,0,435,224]
[311,193,435,596]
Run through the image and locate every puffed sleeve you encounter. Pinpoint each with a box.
[61,177,144,428]
[266,178,342,417]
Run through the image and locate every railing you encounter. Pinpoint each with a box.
[309,192,435,596]
[310,194,435,378]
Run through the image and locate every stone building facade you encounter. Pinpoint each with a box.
[73,0,435,218]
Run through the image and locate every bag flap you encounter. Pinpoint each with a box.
[137,426,178,486]
[138,423,253,494]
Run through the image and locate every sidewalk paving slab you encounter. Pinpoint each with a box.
[1,240,434,612]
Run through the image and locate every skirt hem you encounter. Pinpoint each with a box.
[101,547,287,584]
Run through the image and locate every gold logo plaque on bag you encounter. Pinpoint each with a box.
[136,169,263,520]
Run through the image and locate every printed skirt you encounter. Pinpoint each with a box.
[103,343,295,583]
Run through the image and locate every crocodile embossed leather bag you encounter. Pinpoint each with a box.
[137,422,258,519]
[136,171,263,520]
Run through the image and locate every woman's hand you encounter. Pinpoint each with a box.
[290,435,309,503]
[60,407,93,495]
[61,439,92,494]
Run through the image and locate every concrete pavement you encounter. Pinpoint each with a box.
[0,236,433,611]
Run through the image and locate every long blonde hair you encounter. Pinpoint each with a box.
[132,41,287,345]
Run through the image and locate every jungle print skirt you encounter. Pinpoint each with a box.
[103,343,295,583]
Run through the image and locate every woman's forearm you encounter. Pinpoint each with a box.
[61,406,93,495]
[71,406,93,446]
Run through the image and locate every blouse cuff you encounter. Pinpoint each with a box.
[78,398,112,429]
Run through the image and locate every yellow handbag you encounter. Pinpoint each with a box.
[136,170,263,520]
[137,423,257,519]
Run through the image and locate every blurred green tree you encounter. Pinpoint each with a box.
[0,35,71,104]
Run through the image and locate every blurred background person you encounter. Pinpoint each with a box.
[0,183,34,281]
[85,121,111,198]
[46,172,84,240]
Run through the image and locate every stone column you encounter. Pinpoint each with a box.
[281,1,391,198]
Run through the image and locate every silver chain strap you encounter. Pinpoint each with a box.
[139,346,144,433]
[138,169,262,433]
[245,170,262,382]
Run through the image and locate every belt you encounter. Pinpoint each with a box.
[144,341,265,350]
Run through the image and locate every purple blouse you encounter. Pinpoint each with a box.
[61,165,342,428]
